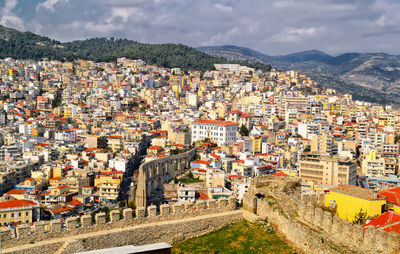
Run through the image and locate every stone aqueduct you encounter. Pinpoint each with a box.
[135,147,198,207]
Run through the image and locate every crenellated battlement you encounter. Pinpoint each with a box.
[243,177,400,254]
[0,196,236,249]
[297,193,400,253]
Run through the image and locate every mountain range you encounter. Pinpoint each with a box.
[0,25,271,72]
[0,24,399,106]
[198,45,400,106]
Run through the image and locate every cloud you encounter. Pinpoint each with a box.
[36,0,62,12]
[0,0,24,30]
[214,3,233,12]
[0,0,399,55]
[273,27,325,42]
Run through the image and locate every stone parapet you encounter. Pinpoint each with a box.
[0,198,236,249]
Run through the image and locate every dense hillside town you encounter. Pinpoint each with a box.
[0,56,400,237]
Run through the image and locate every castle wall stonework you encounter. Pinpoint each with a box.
[243,176,400,254]
[3,177,400,254]
[2,197,237,253]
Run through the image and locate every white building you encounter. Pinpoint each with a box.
[185,93,198,108]
[177,185,196,202]
[191,120,238,145]
[109,158,128,172]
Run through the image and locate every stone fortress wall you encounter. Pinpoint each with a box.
[136,147,198,207]
[2,197,238,254]
[243,176,400,254]
[3,175,400,254]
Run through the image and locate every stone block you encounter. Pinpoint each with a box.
[136,207,146,219]
[243,195,257,213]
[321,211,332,231]
[218,198,228,210]
[95,212,107,224]
[123,208,133,220]
[0,227,12,242]
[228,196,236,210]
[16,224,30,238]
[332,216,342,236]
[314,207,324,227]
[342,221,353,238]
[81,215,92,227]
[51,219,62,232]
[34,221,48,233]
[160,204,170,216]
[386,231,398,252]
[173,203,183,214]
[110,210,121,222]
[375,229,388,252]
[301,193,311,203]
[317,193,325,206]
[310,194,317,204]
[297,203,306,219]
[66,217,77,230]
[196,201,207,211]
[207,200,217,210]
[147,205,157,218]
[304,204,314,222]
[352,224,363,247]
[184,202,194,212]
[363,227,376,248]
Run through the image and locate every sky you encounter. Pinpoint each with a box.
[1,0,399,56]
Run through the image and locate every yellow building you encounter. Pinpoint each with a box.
[63,105,75,119]
[107,135,123,152]
[324,185,386,223]
[94,172,122,187]
[99,182,120,202]
[251,136,262,154]
[232,160,253,177]
[0,200,40,226]
[50,185,70,196]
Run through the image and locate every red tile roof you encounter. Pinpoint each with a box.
[363,211,400,235]
[5,189,28,195]
[50,206,73,214]
[378,187,400,206]
[197,191,209,200]
[210,153,221,159]
[67,199,83,206]
[0,200,37,210]
[193,120,237,126]
[271,172,289,177]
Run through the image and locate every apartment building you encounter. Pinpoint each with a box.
[191,120,238,145]
[299,153,357,186]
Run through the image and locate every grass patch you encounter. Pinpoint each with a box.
[172,220,293,254]
[179,177,203,184]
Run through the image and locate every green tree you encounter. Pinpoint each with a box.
[239,125,250,136]
[118,201,126,208]
[353,209,368,224]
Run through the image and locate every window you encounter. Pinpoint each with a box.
[18,212,21,217]
[26,212,29,216]
[26,220,29,223]
[11,213,14,218]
